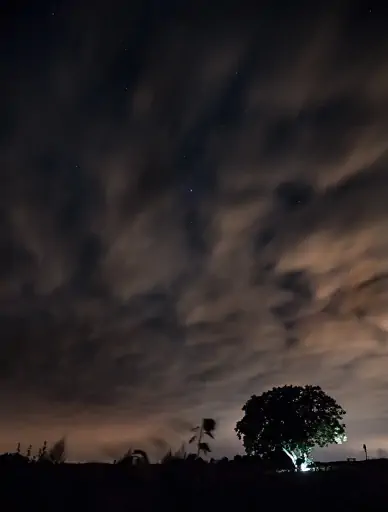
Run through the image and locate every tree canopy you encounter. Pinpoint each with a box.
[235,385,346,470]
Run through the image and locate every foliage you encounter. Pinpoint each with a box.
[35,439,66,464]
[0,439,67,465]
[0,451,30,465]
[235,385,346,469]
[160,444,190,464]
[189,418,217,456]
[116,448,150,466]
[48,437,66,463]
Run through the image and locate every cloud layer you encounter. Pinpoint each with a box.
[1,1,388,460]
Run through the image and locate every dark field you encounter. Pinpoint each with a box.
[2,460,388,511]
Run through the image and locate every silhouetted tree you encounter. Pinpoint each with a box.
[235,385,346,471]
[189,418,216,457]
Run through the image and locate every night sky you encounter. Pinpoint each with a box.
[1,1,388,461]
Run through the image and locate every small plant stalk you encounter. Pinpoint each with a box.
[196,425,203,457]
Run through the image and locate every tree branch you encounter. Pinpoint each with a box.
[282,447,297,466]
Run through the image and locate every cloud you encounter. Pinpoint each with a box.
[1,2,388,460]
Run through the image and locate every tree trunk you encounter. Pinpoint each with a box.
[282,447,310,471]
[282,447,297,469]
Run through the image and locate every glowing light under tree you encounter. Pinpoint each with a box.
[281,421,347,471]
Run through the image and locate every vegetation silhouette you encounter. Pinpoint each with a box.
[116,448,150,466]
[189,418,217,457]
[235,385,346,471]
[2,389,388,510]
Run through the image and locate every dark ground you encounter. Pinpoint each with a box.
[1,461,388,511]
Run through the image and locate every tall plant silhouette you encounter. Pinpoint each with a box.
[189,418,216,457]
[363,443,368,461]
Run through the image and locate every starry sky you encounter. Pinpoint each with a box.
[1,0,388,461]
